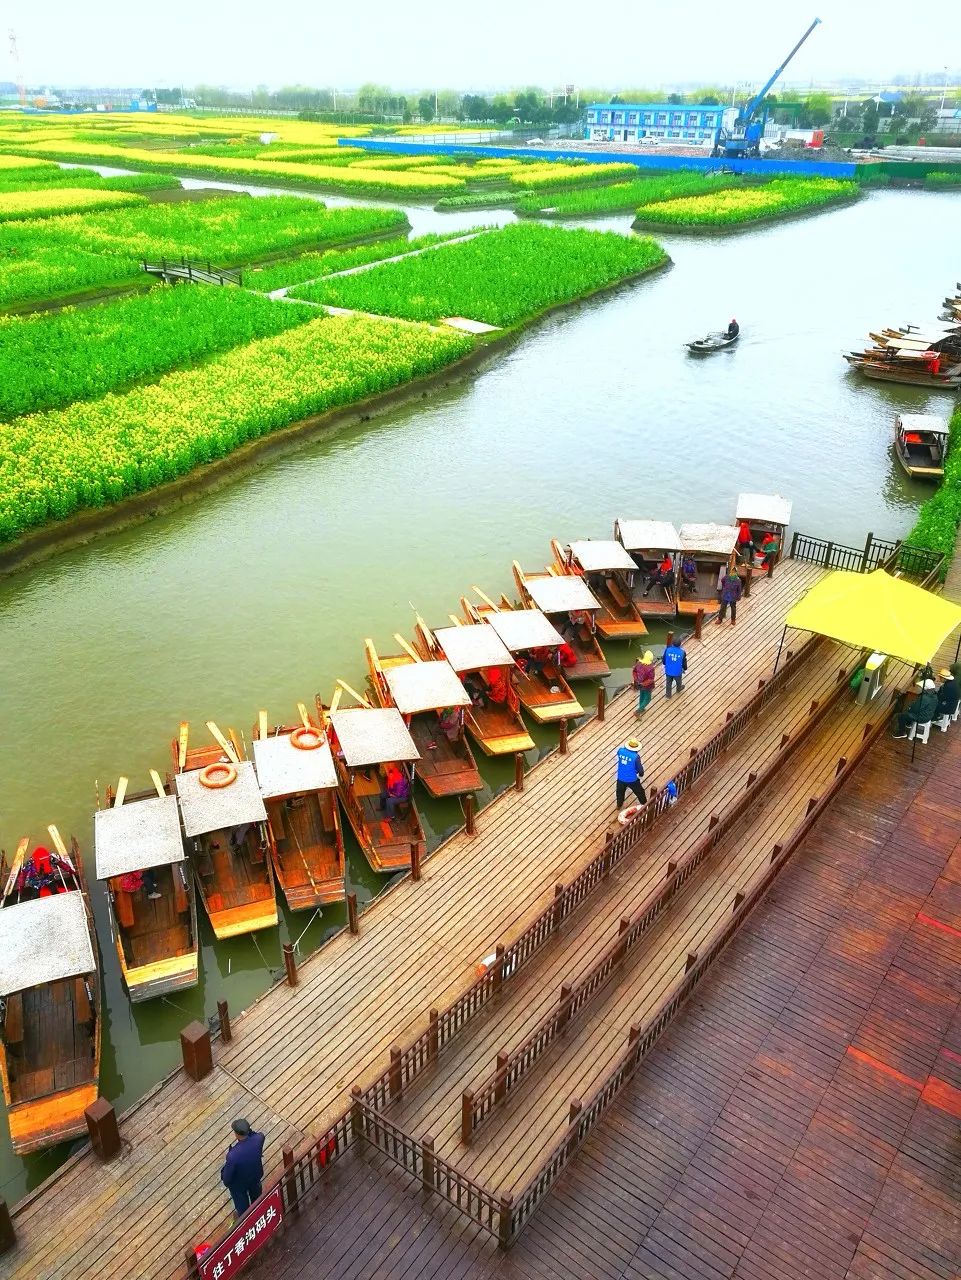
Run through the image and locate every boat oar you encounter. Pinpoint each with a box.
[149,770,166,799]
[393,634,422,662]
[206,721,240,765]
[335,679,372,708]
[177,720,189,771]
[2,838,28,902]
[114,776,128,808]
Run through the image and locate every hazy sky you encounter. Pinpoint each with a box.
[6,0,960,90]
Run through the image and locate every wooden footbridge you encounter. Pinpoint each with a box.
[141,257,243,287]
[2,536,951,1280]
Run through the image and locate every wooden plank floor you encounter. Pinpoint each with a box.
[7,563,826,1279]
[241,708,961,1280]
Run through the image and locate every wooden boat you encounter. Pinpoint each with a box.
[252,703,345,911]
[94,774,199,1002]
[676,523,740,616]
[613,519,684,618]
[894,413,948,482]
[734,493,792,575]
[412,615,534,757]
[365,639,481,798]
[463,589,583,723]
[511,562,610,680]
[171,721,277,940]
[0,828,101,1154]
[549,539,647,640]
[686,330,739,354]
[844,356,961,388]
[328,691,425,873]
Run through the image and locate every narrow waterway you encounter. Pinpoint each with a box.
[0,186,956,1199]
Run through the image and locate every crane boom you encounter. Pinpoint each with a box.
[740,17,822,125]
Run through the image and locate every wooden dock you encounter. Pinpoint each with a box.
[241,724,961,1280]
[2,555,929,1278]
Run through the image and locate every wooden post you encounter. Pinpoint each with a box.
[861,531,874,573]
[689,746,698,759]
[558,983,573,1031]
[770,842,783,863]
[758,678,766,691]
[421,1134,435,1194]
[350,1084,364,1143]
[835,756,847,776]
[184,1249,202,1280]
[495,1051,509,1104]
[514,752,524,792]
[742,565,752,598]
[746,771,757,788]
[552,883,565,933]
[566,1099,582,1157]
[596,686,606,722]
[733,891,745,910]
[283,942,298,987]
[790,529,799,559]
[616,917,630,963]
[666,860,677,877]
[806,797,818,815]
[217,1000,232,1043]
[410,842,421,882]
[492,943,506,994]
[498,1193,514,1250]
[766,556,775,579]
[346,891,359,935]
[694,608,704,640]
[463,793,477,836]
[461,1090,474,1145]
[0,1201,13,1255]
[389,1046,402,1100]
[685,951,698,972]
[708,813,719,829]
[665,630,674,647]
[559,719,569,755]
[725,710,734,723]
[85,1098,120,1161]
[180,1021,212,1081]
[428,1009,439,1061]
[283,1146,299,1217]
[824,540,834,569]
[780,732,790,748]
[809,699,818,715]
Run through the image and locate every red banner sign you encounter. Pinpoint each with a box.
[198,1186,284,1279]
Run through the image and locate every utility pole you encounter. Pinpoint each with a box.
[940,66,948,113]
[8,30,25,106]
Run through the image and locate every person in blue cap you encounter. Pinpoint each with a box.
[615,737,646,809]
[221,1118,266,1217]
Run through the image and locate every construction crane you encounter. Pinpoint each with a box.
[713,18,822,159]
[8,29,25,107]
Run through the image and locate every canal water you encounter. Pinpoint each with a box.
[0,184,956,1199]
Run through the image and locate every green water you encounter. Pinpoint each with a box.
[0,186,955,1201]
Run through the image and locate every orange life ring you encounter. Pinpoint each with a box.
[199,762,237,789]
[291,726,323,751]
[617,803,643,826]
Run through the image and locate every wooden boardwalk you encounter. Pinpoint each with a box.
[5,562,828,1279]
[242,717,961,1280]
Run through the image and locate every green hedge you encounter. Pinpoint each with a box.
[906,406,961,567]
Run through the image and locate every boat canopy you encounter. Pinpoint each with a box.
[521,575,601,615]
[735,494,793,526]
[175,759,268,838]
[330,706,420,768]
[897,413,948,437]
[679,522,740,556]
[614,519,683,552]
[384,660,471,715]
[253,733,337,800]
[432,623,514,673]
[484,608,565,653]
[568,540,637,573]
[785,569,961,666]
[0,892,95,997]
[94,794,185,880]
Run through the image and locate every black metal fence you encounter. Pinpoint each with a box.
[789,530,944,581]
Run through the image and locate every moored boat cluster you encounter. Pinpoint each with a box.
[843,281,961,387]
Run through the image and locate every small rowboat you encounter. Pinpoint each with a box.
[0,828,101,1154]
[686,330,739,354]
[894,413,948,482]
[94,774,199,1002]
[327,690,425,874]
[677,523,740,616]
[365,638,482,798]
[734,493,792,577]
[613,519,684,618]
[172,721,277,940]
[253,703,346,911]
[413,615,535,757]
[512,562,610,680]
[549,539,647,640]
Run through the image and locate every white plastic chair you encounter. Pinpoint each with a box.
[908,720,932,745]
[953,703,961,724]
[937,713,951,733]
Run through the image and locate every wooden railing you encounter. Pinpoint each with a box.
[789,529,944,582]
[142,256,243,286]
[503,688,899,1245]
[357,634,823,1116]
[461,655,857,1142]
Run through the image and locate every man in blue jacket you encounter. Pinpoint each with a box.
[221,1118,266,1217]
[662,639,688,698]
[615,737,646,809]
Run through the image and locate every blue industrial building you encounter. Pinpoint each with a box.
[584,103,735,146]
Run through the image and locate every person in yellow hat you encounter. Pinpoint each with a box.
[615,738,646,809]
[632,650,656,714]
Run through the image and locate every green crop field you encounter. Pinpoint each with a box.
[518,172,744,218]
[0,315,471,543]
[0,286,317,419]
[246,230,475,293]
[633,177,859,228]
[289,223,667,326]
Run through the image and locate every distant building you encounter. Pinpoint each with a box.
[584,103,737,146]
